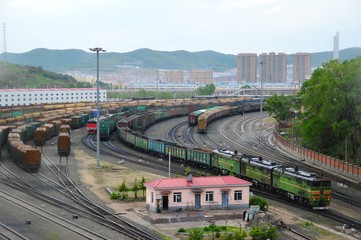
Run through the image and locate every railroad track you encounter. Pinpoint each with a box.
[41,130,162,240]
[148,113,361,234]
[82,133,189,179]
[0,162,112,239]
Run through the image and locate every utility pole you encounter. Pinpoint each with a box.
[156,70,159,99]
[89,47,106,168]
[258,61,265,127]
[3,23,7,63]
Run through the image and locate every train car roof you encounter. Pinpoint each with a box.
[241,156,281,169]
[87,115,109,122]
[212,149,243,157]
[273,166,325,181]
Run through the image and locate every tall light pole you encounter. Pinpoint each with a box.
[258,61,265,128]
[156,70,159,99]
[89,47,106,168]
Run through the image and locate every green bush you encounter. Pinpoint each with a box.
[110,192,120,199]
[250,196,268,211]
[249,224,278,240]
[177,228,186,233]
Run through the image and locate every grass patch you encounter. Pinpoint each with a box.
[299,221,331,236]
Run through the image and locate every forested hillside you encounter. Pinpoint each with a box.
[2,47,360,73]
[0,61,91,89]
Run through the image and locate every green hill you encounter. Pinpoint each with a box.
[1,47,360,73]
[0,61,91,89]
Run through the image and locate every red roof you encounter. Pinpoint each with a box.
[0,88,101,92]
[145,176,251,190]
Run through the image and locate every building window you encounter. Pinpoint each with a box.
[234,190,243,201]
[173,192,182,203]
[206,191,214,202]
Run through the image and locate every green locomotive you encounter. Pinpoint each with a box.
[116,102,332,210]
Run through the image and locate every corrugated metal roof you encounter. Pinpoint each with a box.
[145,176,251,190]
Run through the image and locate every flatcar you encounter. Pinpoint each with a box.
[58,132,71,157]
[188,106,223,126]
[7,132,41,172]
[198,105,244,133]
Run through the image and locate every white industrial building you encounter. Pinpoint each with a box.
[0,88,107,107]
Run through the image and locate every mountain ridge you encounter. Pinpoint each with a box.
[1,47,360,73]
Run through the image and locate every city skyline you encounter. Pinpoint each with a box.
[1,0,360,54]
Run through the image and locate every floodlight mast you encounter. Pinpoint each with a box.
[89,47,106,168]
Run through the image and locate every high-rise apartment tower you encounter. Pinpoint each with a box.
[236,53,257,83]
[258,52,287,83]
[293,53,311,84]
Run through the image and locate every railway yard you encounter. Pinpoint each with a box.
[0,99,361,240]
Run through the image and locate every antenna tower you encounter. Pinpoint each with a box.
[3,22,7,62]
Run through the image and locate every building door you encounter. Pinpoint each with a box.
[222,193,228,208]
[162,196,168,210]
[195,194,201,209]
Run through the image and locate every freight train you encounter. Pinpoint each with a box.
[188,106,223,126]
[116,102,332,209]
[86,112,129,140]
[0,97,252,172]
[0,111,92,172]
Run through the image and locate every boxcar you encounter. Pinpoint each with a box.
[125,132,136,146]
[165,144,187,163]
[188,109,206,126]
[58,132,71,157]
[34,127,47,146]
[134,134,148,151]
[99,119,115,140]
[186,148,212,169]
[71,116,83,129]
[148,138,166,156]
[0,126,10,146]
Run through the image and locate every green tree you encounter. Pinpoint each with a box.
[118,179,129,199]
[265,94,298,122]
[298,57,361,164]
[131,178,140,199]
[187,228,204,240]
[184,166,191,176]
[195,84,216,95]
[139,176,147,199]
[249,224,278,240]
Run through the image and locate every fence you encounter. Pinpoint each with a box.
[273,129,361,179]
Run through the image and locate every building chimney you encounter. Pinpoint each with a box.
[187,174,193,182]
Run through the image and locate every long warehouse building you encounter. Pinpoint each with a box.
[0,88,107,107]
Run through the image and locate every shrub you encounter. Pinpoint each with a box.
[250,196,268,211]
[110,192,120,199]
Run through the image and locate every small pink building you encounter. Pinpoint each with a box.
[145,175,252,213]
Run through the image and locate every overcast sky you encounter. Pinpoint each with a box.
[1,0,360,55]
